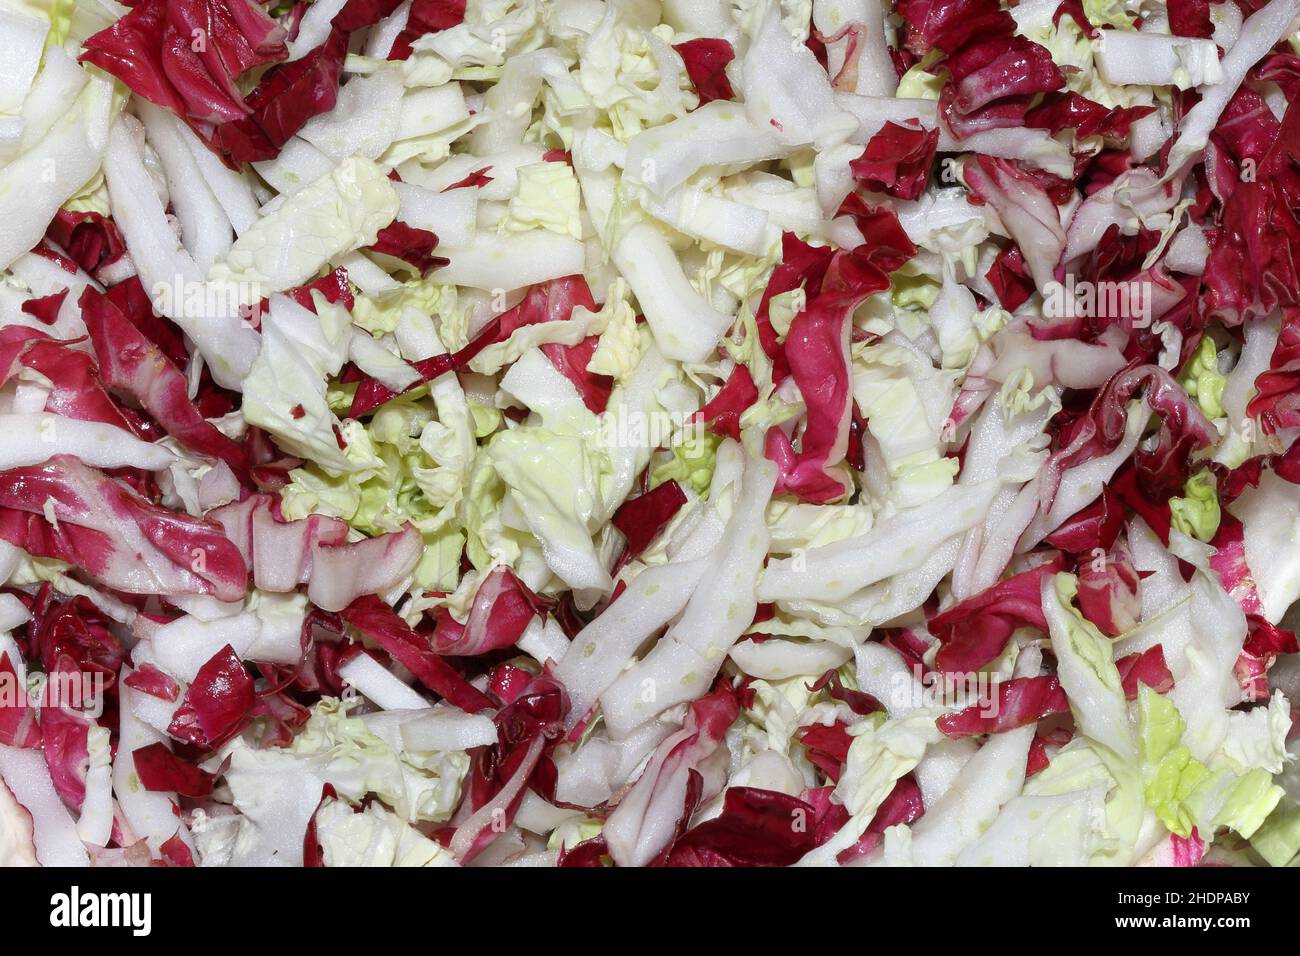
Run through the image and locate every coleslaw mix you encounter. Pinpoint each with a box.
[0,0,1297,868]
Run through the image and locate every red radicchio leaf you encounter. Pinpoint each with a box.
[249,688,312,748]
[764,200,911,502]
[964,156,1066,290]
[244,426,303,490]
[664,786,817,867]
[1026,734,1051,775]
[367,220,448,277]
[601,681,739,866]
[331,0,408,31]
[834,776,926,864]
[1027,727,1073,775]
[984,243,1036,312]
[79,0,288,128]
[39,642,116,816]
[936,675,1070,738]
[281,613,349,697]
[1075,538,1141,636]
[1053,0,1099,36]
[1024,92,1155,141]
[349,276,605,416]
[387,0,469,60]
[339,595,495,713]
[490,672,568,763]
[431,565,548,656]
[1165,830,1209,866]
[1115,645,1175,698]
[46,210,129,282]
[806,668,884,715]
[1077,223,1163,290]
[454,671,569,863]
[870,777,926,832]
[1201,99,1300,326]
[944,35,1064,115]
[1278,436,1300,484]
[941,87,1036,138]
[0,652,40,748]
[132,742,215,798]
[0,326,145,438]
[1237,616,1300,701]
[29,245,78,275]
[442,167,494,191]
[611,480,688,559]
[1167,0,1214,37]
[208,28,348,167]
[124,663,181,702]
[763,296,855,502]
[835,194,919,275]
[754,233,835,381]
[1248,308,1300,435]
[308,526,421,611]
[896,0,1016,55]
[303,783,338,867]
[497,277,612,411]
[19,290,67,326]
[881,626,935,675]
[1019,166,1078,208]
[692,365,759,441]
[850,121,939,200]
[108,283,192,371]
[30,590,125,680]
[79,285,248,479]
[39,679,93,812]
[209,493,348,593]
[486,661,535,705]
[540,335,613,414]
[1207,513,1265,616]
[899,0,1062,133]
[796,721,853,783]
[0,457,249,601]
[1206,512,1300,698]
[1042,365,1218,517]
[284,266,356,314]
[890,44,917,79]
[1255,52,1300,102]
[1044,484,1125,554]
[930,558,1065,674]
[0,511,106,579]
[159,833,196,866]
[1211,453,1272,502]
[672,38,737,105]
[166,644,255,749]
[558,835,611,866]
[1110,465,1174,545]
[802,784,849,845]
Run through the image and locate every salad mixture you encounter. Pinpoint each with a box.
[1,0,1299,869]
